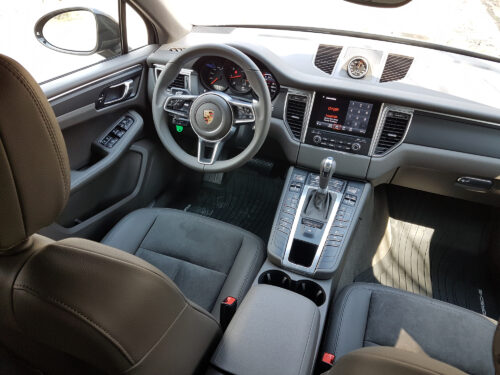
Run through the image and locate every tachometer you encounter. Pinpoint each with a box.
[227,65,252,94]
[347,57,369,79]
[200,60,229,91]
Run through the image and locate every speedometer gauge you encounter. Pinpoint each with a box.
[200,60,228,91]
[227,65,251,94]
[347,57,369,79]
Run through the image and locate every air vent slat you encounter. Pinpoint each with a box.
[314,44,342,75]
[285,94,308,140]
[168,74,186,89]
[374,110,412,155]
[154,66,187,89]
[380,54,413,83]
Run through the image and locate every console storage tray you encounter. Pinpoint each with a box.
[211,284,320,375]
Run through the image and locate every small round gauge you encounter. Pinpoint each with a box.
[227,65,252,94]
[262,71,279,100]
[200,60,229,91]
[347,57,369,79]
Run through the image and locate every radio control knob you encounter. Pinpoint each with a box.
[352,143,361,151]
[313,135,322,144]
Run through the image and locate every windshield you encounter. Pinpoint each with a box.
[168,0,500,60]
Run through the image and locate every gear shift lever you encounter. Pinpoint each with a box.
[304,157,337,220]
[318,157,336,195]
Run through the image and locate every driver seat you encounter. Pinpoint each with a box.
[0,54,264,373]
[102,208,265,316]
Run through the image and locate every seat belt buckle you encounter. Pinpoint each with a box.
[317,352,335,373]
[220,296,237,331]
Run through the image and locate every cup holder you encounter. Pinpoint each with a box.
[258,270,326,306]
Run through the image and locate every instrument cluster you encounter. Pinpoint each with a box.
[196,56,280,100]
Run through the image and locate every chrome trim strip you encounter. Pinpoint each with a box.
[415,108,500,128]
[282,184,343,275]
[282,87,315,142]
[48,64,142,102]
[369,104,414,157]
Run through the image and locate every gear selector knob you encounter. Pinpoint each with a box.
[319,157,336,193]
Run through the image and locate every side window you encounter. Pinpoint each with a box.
[0,0,120,83]
[126,4,149,51]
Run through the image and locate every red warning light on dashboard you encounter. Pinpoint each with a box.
[328,106,340,112]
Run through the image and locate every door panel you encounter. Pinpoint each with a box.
[39,44,175,241]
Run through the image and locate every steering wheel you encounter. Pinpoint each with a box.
[152,44,272,172]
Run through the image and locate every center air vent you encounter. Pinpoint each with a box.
[285,94,309,140]
[314,44,343,75]
[374,109,413,155]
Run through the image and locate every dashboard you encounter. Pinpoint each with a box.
[147,25,500,207]
[194,56,279,99]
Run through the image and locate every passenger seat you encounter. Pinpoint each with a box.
[322,283,498,374]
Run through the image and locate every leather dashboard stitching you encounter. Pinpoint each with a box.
[13,283,135,365]
[0,58,69,197]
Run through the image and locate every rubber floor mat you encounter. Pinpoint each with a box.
[356,186,500,319]
[180,159,284,242]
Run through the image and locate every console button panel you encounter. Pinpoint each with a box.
[305,128,370,155]
[269,168,365,278]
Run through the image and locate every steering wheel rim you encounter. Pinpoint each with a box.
[152,43,272,172]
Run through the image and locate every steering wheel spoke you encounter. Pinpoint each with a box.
[197,137,225,165]
[164,94,198,119]
[229,98,256,125]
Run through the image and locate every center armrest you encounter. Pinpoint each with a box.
[211,284,320,375]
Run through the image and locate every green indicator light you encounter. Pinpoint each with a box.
[175,125,184,133]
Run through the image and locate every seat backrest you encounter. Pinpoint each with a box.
[0,54,220,374]
[494,324,499,373]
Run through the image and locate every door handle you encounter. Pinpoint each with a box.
[103,79,134,106]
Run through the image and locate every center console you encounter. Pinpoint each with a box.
[268,165,366,279]
[305,92,381,155]
[208,160,370,375]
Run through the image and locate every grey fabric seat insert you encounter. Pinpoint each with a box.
[324,283,497,375]
[102,208,265,313]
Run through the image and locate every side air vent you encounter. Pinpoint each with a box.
[380,54,413,83]
[168,74,186,89]
[314,44,343,74]
[285,94,309,140]
[154,65,188,89]
[374,110,412,155]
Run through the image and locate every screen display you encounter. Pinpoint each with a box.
[310,94,377,136]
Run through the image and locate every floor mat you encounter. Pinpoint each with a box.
[356,186,500,319]
[175,159,285,242]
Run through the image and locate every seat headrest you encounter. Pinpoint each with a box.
[0,54,70,251]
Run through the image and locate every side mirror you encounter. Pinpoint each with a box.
[34,7,121,58]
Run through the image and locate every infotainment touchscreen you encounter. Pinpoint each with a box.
[309,93,380,137]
